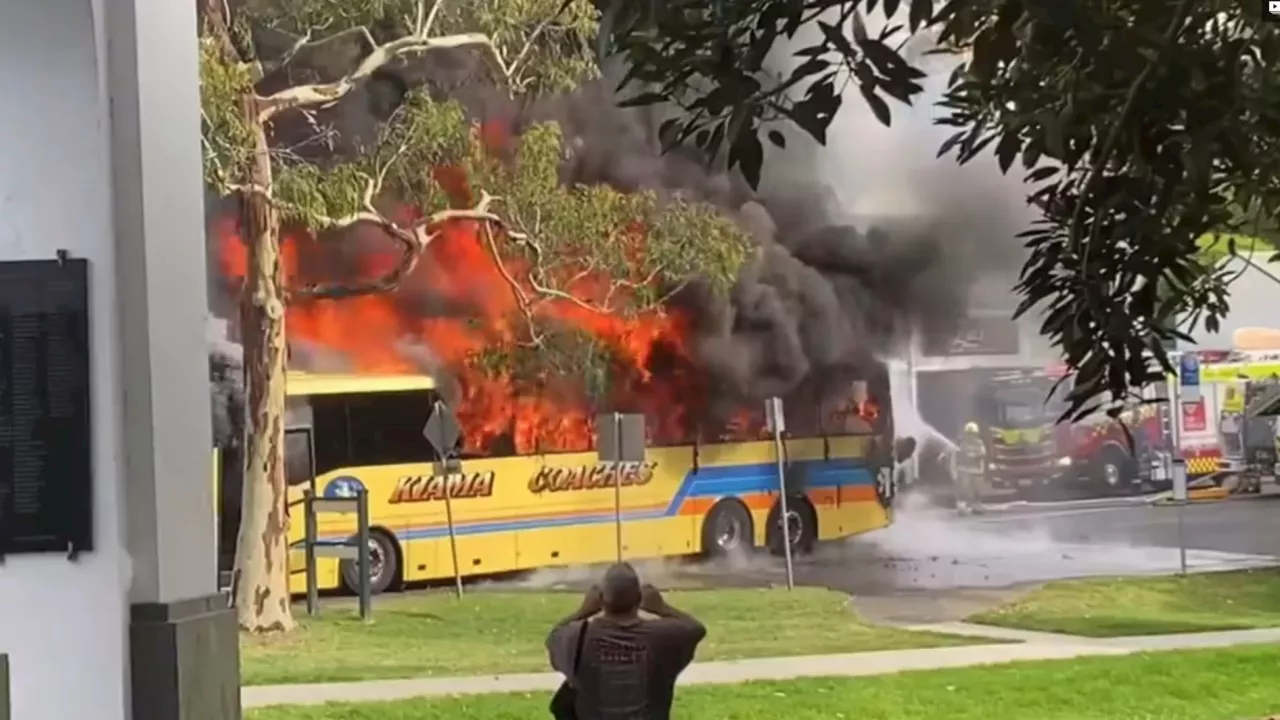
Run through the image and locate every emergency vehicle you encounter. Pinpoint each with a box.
[969,368,1165,495]
[1167,329,1280,488]
[966,340,1280,496]
[969,370,1067,490]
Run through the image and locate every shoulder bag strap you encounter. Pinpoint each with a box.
[571,619,590,673]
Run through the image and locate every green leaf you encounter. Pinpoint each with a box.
[818,20,859,62]
[859,84,892,127]
[995,131,1021,173]
[908,0,933,31]
[1025,166,1059,183]
[729,133,765,190]
[617,91,668,108]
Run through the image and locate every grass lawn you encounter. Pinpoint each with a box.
[969,568,1280,637]
[241,587,980,686]
[248,644,1280,720]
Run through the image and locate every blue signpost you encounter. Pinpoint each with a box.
[1171,353,1200,574]
[1179,353,1201,403]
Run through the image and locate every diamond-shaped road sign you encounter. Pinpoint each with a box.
[423,400,461,454]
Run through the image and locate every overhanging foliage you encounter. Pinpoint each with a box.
[604,0,1280,419]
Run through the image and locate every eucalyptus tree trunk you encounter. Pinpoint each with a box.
[231,92,295,634]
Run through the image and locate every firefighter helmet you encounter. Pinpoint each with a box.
[963,422,980,434]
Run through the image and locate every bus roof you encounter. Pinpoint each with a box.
[286,371,436,397]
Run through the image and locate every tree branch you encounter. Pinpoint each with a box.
[420,0,444,35]
[1069,0,1192,262]
[198,0,241,63]
[480,223,543,345]
[255,0,509,123]
[292,191,520,300]
[507,0,576,88]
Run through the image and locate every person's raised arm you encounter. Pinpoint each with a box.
[640,585,706,670]
[546,585,602,675]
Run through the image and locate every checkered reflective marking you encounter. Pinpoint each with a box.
[1186,456,1221,476]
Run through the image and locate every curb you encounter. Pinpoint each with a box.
[1147,486,1280,505]
[1150,487,1230,505]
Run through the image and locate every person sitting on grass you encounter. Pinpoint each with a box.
[547,562,707,720]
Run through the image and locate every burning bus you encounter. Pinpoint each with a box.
[210,199,923,595]
[212,363,913,596]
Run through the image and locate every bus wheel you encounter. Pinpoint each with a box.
[341,529,400,595]
[701,499,754,558]
[766,497,817,557]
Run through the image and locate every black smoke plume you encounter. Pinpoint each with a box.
[208,31,1033,436]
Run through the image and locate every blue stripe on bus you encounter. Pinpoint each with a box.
[307,458,874,543]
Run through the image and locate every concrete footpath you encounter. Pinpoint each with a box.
[242,623,1280,708]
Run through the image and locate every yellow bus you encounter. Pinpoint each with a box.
[215,364,913,595]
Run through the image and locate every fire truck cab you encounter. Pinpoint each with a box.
[971,370,1071,491]
[972,368,1165,495]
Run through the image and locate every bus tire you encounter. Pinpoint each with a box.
[766,496,817,557]
[341,528,400,596]
[700,498,754,558]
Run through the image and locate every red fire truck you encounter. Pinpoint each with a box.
[974,367,1168,495]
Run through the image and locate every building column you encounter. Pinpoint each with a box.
[106,0,242,715]
[0,0,234,716]
[0,1,131,718]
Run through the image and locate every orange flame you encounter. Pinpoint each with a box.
[217,134,765,455]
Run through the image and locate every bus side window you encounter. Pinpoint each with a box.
[344,390,440,466]
[284,428,315,487]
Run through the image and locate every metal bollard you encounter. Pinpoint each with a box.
[304,490,319,617]
[356,489,372,621]
[1,654,9,720]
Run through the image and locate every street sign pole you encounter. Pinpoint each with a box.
[424,400,465,598]
[765,397,794,590]
[440,451,464,599]
[612,412,623,562]
[1173,456,1188,576]
[596,412,646,563]
[1168,365,1189,576]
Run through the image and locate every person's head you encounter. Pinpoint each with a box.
[963,421,980,435]
[601,562,642,616]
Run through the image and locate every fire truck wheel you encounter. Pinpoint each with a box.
[340,529,400,596]
[701,499,755,558]
[766,496,817,556]
[1092,445,1137,495]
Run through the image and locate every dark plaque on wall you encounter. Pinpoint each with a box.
[923,316,1021,357]
[0,253,93,561]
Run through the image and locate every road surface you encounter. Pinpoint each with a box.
[974,493,1280,558]
[487,492,1280,623]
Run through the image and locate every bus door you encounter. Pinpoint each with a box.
[214,442,243,589]
[284,426,317,572]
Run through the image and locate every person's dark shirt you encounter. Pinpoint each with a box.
[547,613,706,720]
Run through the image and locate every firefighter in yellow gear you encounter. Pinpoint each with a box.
[954,422,987,515]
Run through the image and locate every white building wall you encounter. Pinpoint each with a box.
[907,275,1061,373]
[0,1,130,718]
[0,0,215,716]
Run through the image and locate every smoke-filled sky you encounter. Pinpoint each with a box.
[207,14,1042,443]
